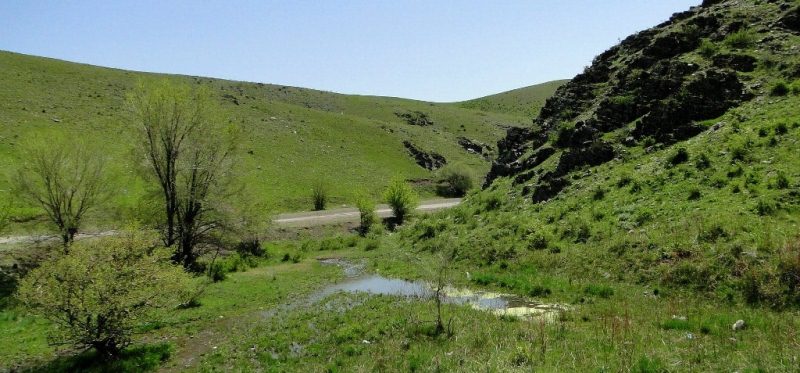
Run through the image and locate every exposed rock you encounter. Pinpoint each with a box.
[713,53,758,72]
[403,141,446,170]
[394,111,433,126]
[778,6,800,32]
[457,137,492,159]
[483,0,780,204]
[732,319,746,331]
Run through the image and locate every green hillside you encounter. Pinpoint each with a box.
[455,79,568,117]
[0,51,556,230]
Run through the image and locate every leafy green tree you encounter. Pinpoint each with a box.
[16,231,193,359]
[14,140,106,248]
[128,80,236,269]
[383,177,418,226]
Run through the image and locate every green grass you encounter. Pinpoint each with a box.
[455,80,567,117]
[0,50,556,233]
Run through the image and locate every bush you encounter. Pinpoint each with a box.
[312,181,328,211]
[698,39,718,58]
[694,153,711,170]
[16,232,193,359]
[235,239,266,257]
[436,164,475,197]
[770,81,789,96]
[383,177,419,226]
[724,28,756,49]
[667,147,689,166]
[355,194,377,236]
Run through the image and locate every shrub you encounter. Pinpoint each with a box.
[698,39,718,58]
[584,284,614,298]
[770,171,790,189]
[312,181,328,211]
[724,28,756,49]
[383,177,419,226]
[527,231,549,250]
[688,188,702,200]
[756,198,777,216]
[15,232,193,359]
[235,239,266,257]
[355,194,377,236]
[436,164,475,197]
[770,81,789,96]
[694,153,711,170]
[667,147,689,166]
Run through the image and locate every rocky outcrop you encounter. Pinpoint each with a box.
[457,137,492,160]
[403,141,446,170]
[395,111,433,126]
[486,0,793,203]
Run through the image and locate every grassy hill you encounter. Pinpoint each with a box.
[454,79,568,117]
[0,51,561,231]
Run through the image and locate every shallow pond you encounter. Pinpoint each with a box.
[317,259,569,321]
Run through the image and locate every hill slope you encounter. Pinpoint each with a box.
[394,0,800,307]
[0,51,560,229]
[453,80,568,117]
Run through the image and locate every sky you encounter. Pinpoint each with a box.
[0,1,699,102]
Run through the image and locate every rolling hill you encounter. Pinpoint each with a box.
[454,79,568,117]
[0,51,564,230]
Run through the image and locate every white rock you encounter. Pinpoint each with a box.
[732,319,746,331]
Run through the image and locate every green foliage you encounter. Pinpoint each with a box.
[436,163,475,197]
[724,28,757,49]
[667,147,689,166]
[383,177,419,226]
[770,80,789,96]
[355,194,377,236]
[312,180,328,211]
[15,231,193,358]
[698,39,718,58]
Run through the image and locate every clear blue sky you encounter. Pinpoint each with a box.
[0,1,699,102]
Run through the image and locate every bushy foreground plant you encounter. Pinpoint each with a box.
[312,180,328,211]
[16,231,194,359]
[355,193,377,236]
[383,178,418,226]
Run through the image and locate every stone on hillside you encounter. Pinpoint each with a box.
[403,141,446,170]
[713,53,758,72]
[732,319,746,331]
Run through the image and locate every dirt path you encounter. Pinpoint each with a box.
[0,198,461,245]
[272,198,462,227]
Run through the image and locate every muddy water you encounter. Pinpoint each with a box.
[317,259,569,321]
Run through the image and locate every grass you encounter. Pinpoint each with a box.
[0,50,556,233]
[455,80,567,117]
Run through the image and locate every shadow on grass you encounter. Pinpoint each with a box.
[23,343,172,373]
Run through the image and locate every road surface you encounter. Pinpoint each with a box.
[272,198,462,227]
[0,199,462,245]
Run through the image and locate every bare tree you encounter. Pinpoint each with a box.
[128,80,235,269]
[14,141,106,248]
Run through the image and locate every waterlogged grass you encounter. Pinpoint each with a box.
[195,286,800,372]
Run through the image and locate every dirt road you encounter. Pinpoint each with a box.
[271,198,462,227]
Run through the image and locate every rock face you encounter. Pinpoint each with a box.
[403,141,446,170]
[457,137,492,160]
[487,0,795,202]
[395,111,433,126]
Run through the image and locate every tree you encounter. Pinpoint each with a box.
[14,140,106,248]
[128,81,236,269]
[383,177,418,226]
[16,231,193,359]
